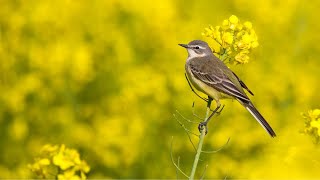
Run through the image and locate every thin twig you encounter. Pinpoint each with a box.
[170,137,189,179]
[175,156,180,179]
[186,129,198,152]
[173,113,198,151]
[192,102,206,121]
[200,164,209,180]
[173,114,199,137]
[201,137,230,154]
[175,110,200,124]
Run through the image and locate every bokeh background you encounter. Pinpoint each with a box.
[0,0,319,178]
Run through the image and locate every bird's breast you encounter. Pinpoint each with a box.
[185,66,231,100]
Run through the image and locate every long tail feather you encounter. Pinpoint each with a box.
[245,103,276,137]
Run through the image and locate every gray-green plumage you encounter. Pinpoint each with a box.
[180,40,276,137]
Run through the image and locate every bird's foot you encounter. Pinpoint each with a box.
[198,121,208,135]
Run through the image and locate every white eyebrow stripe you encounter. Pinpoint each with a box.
[189,45,206,49]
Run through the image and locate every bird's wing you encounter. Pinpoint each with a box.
[189,63,250,103]
[232,72,254,96]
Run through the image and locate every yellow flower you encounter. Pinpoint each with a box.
[311,120,320,137]
[222,32,233,45]
[28,162,41,173]
[38,158,51,165]
[53,145,81,170]
[229,15,239,24]
[202,15,259,64]
[226,47,232,55]
[311,120,320,127]
[242,34,252,44]
[58,169,81,180]
[237,41,250,50]
[235,52,250,64]
[41,144,59,155]
[252,41,259,48]
[236,23,243,31]
[222,19,229,26]
[202,27,213,37]
[28,159,48,178]
[236,31,245,38]
[222,19,229,29]
[302,109,320,143]
[53,154,74,170]
[79,161,90,173]
[30,144,90,179]
[309,109,320,120]
[229,15,239,30]
[244,21,252,29]
[213,26,222,43]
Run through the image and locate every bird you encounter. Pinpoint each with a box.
[179,40,276,137]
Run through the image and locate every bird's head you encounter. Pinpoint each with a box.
[179,40,212,58]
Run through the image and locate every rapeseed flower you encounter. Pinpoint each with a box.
[203,15,259,64]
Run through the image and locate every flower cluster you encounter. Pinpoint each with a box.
[202,15,259,64]
[302,109,320,144]
[28,144,90,179]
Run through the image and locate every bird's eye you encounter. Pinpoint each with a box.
[195,46,200,49]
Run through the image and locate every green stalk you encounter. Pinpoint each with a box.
[189,99,212,180]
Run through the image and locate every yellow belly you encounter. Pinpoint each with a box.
[186,70,232,101]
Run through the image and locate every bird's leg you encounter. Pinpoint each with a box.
[210,104,225,114]
[215,104,225,115]
[185,73,208,102]
[198,98,221,134]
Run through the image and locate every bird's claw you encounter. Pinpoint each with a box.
[198,122,208,135]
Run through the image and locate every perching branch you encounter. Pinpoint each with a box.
[173,99,228,179]
[189,98,212,180]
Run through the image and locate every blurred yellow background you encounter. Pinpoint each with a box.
[0,0,319,178]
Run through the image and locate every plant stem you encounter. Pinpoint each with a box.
[189,99,212,180]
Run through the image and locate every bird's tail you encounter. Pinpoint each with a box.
[245,103,276,137]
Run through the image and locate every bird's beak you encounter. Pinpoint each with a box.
[178,44,189,48]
